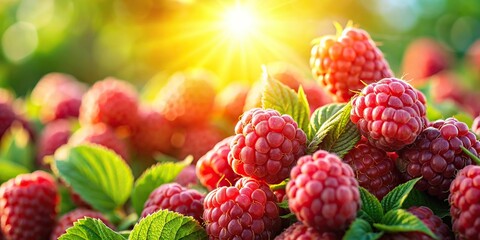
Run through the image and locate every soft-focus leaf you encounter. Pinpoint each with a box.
[344,218,383,240]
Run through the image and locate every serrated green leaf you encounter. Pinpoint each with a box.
[381,178,421,213]
[0,161,29,183]
[0,123,34,171]
[261,71,310,136]
[308,102,360,157]
[59,217,126,240]
[402,189,450,218]
[359,187,383,223]
[131,156,192,215]
[374,209,437,239]
[344,218,383,240]
[54,144,134,213]
[308,103,345,140]
[129,210,207,240]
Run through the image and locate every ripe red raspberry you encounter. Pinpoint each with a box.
[79,77,139,131]
[196,136,240,191]
[351,77,428,151]
[69,123,129,161]
[174,125,225,162]
[36,120,72,168]
[472,115,480,136]
[175,165,198,187]
[155,70,216,126]
[310,27,393,102]
[402,38,452,85]
[0,171,59,240]
[287,150,361,232]
[449,165,480,239]
[229,108,307,184]
[381,206,452,240]
[343,140,401,200]
[215,83,250,122]
[131,108,174,156]
[397,118,480,199]
[302,82,332,114]
[141,183,204,222]
[50,209,113,240]
[203,177,281,239]
[274,222,342,240]
[32,73,87,122]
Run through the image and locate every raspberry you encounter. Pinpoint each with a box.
[343,140,401,200]
[466,39,480,77]
[174,125,225,162]
[155,70,216,126]
[196,136,240,191]
[175,165,198,187]
[203,177,281,239]
[350,77,428,151]
[402,38,452,85]
[449,165,480,239]
[31,73,87,122]
[267,62,305,91]
[229,108,307,184]
[50,209,113,240]
[141,183,204,222]
[69,123,129,161]
[36,119,72,168]
[215,83,250,122]
[131,108,174,156]
[243,81,264,112]
[310,27,393,102]
[472,115,480,136]
[79,77,139,131]
[287,150,360,232]
[381,206,452,240]
[0,171,59,240]
[397,118,480,199]
[302,82,332,114]
[274,222,342,240]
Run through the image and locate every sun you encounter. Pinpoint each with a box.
[222,4,258,39]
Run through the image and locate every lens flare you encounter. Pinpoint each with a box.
[223,5,257,38]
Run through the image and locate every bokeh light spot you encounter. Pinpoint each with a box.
[222,4,257,39]
[2,22,38,63]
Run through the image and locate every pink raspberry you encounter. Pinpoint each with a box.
[36,120,72,168]
[343,139,401,200]
[287,150,361,232]
[351,77,428,151]
[50,209,113,240]
[381,206,452,240]
[141,183,204,222]
[229,108,307,184]
[174,125,225,162]
[131,108,174,156]
[215,83,250,123]
[203,177,281,239]
[449,165,480,239]
[472,115,480,136]
[302,82,332,114]
[274,222,342,240]
[196,136,240,191]
[79,77,139,131]
[69,123,129,161]
[398,118,480,199]
[175,165,198,187]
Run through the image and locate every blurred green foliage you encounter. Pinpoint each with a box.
[1,0,480,95]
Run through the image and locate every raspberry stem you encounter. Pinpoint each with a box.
[461,146,480,165]
[270,179,289,191]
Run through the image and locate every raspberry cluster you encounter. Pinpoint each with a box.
[229,108,307,184]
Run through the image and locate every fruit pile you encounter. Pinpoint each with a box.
[0,24,479,240]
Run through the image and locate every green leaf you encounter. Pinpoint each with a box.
[307,102,360,157]
[402,189,450,218]
[54,144,134,212]
[0,123,34,171]
[359,187,384,223]
[344,218,383,240]
[0,161,29,183]
[131,156,192,215]
[277,200,289,209]
[58,217,126,240]
[308,103,344,140]
[374,209,437,239]
[129,210,207,240]
[261,70,311,136]
[381,177,421,213]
